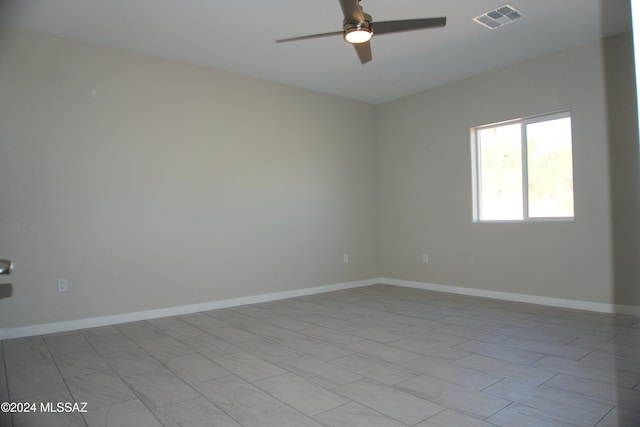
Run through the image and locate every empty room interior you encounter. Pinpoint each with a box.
[1,0,639,426]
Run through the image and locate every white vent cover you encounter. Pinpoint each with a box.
[473,5,524,30]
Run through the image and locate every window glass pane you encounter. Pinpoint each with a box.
[478,123,523,220]
[526,117,574,218]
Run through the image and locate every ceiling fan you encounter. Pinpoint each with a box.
[276,0,446,64]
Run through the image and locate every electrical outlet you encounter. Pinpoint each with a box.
[58,278,69,292]
[343,254,349,264]
[422,253,429,264]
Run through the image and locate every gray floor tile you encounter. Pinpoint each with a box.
[67,370,137,410]
[4,343,53,371]
[453,354,556,385]
[0,347,5,388]
[12,408,86,427]
[499,337,591,360]
[533,323,616,342]
[4,285,639,427]
[579,351,640,373]
[388,337,471,362]
[454,339,546,365]
[53,350,111,378]
[186,340,241,361]
[229,305,276,320]
[340,325,404,343]
[438,315,505,332]
[299,326,362,346]
[153,396,241,426]
[345,339,422,364]
[214,351,286,382]
[3,390,83,427]
[241,323,305,342]
[219,313,264,329]
[433,324,508,344]
[533,355,640,388]
[0,410,10,427]
[349,316,409,333]
[610,333,640,346]
[596,407,640,427]
[207,326,261,344]
[154,322,213,342]
[178,313,228,330]
[313,401,408,427]
[484,378,612,424]
[330,354,417,385]
[136,336,193,360]
[161,352,229,385]
[570,338,640,358]
[487,403,588,427]
[2,336,44,349]
[281,338,352,361]
[84,399,163,427]
[497,326,576,345]
[86,333,139,355]
[117,323,165,341]
[470,312,540,329]
[236,339,302,363]
[123,368,200,408]
[262,315,316,331]
[384,314,445,330]
[193,375,283,421]
[277,355,363,389]
[543,374,640,411]
[397,374,509,419]
[8,364,69,400]
[240,405,325,427]
[402,357,502,390]
[396,327,468,346]
[531,314,605,330]
[335,379,445,425]
[414,409,498,427]
[254,373,347,416]
[304,314,357,330]
[81,325,121,337]
[44,333,95,355]
[180,332,243,355]
[103,348,164,377]
[571,312,638,326]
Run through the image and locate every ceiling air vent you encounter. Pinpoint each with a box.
[473,4,524,30]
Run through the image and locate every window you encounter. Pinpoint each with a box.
[471,111,574,222]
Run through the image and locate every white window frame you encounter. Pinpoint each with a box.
[471,111,575,223]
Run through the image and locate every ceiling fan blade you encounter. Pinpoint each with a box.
[372,17,446,35]
[354,41,372,64]
[339,0,365,23]
[276,31,343,43]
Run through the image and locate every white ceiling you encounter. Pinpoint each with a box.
[0,0,632,104]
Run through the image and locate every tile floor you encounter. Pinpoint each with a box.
[1,284,640,426]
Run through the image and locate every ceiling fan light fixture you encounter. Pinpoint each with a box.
[344,23,372,44]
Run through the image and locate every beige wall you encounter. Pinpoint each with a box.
[0,29,379,328]
[1,28,637,330]
[377,35,629,305]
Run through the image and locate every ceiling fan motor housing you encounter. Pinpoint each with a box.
[343,13,373,43]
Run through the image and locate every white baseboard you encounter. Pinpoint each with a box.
[4,277,638,340]
[2,278,379,339]
[381,278,640,316]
